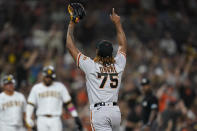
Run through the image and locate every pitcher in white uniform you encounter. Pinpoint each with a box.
[25,65,83,131]
[0,74,27,131]
[66,8,127,131]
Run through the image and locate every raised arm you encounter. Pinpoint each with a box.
[66,22,80,62]
[110,8,127,55]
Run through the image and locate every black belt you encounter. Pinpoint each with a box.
[41,115,58,117]
[94,102,117,107]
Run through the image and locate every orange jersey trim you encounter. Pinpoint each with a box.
[77,53,82,68]
[118,51,126,58]
[90,111,96,131]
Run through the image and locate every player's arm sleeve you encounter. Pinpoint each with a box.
[27,87,37,106]
[76,52,94,74]
[60,83,80,119]
[115,48,126,70]
[22,94,27,113]
[150,97,158,110]
[0,100,2,111]
[61,84,72,103]
[26,104,35,128]
[26,87,36,128]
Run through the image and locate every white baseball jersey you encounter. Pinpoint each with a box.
[0,91,26,126]
[27,82,71,116]
[77,51,126,105]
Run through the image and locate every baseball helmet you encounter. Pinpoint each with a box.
[2,74,16,86]
[140,78,150,86]
[96,40,113,58]
[42,65,56,79]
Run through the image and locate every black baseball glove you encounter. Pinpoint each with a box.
[68,3,86,23]
[74,117,83,131]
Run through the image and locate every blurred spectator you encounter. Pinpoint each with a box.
[32,23,48,48]
[158,101,188,131]
[125,104,142,131]
[159,31,177,56]
[125,0,140,14]
[140,0,155,10]
[179,79,196,108]
[46,24,64,53]
[16,50,38,90]
[157,84,179,112]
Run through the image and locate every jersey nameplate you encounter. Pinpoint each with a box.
[99,65,117,73]
[38,91,60,98]
[2,101,23,110]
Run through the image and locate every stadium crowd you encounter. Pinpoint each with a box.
[0,0,197,130]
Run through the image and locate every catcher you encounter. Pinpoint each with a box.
[67,3,127,131]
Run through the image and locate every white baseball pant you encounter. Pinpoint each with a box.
[0,125,26,131]
[37,116,62,131]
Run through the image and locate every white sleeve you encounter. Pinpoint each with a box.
[115,50,126,71]
[27,86,37,106]
[21,94,27,113]
[61,84,71,103]
[26,89,35,127]
[0,100,2,111]
[26,104,35,127]
[76,53,94,74]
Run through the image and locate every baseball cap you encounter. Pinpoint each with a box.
[2,74,16,86]
[140,78,150,86]
[96,40,113,58]
[42,65,56,79]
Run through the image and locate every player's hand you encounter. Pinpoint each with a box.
[27,128,33,131]
[25,118,35,129]
[110,8,121,25]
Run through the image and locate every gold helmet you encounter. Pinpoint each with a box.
[2,74,16,86]
[42,66,56,79]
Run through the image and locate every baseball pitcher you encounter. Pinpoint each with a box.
[0,75,27,131]
[25,65,83,131]
[67,4,127,131]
